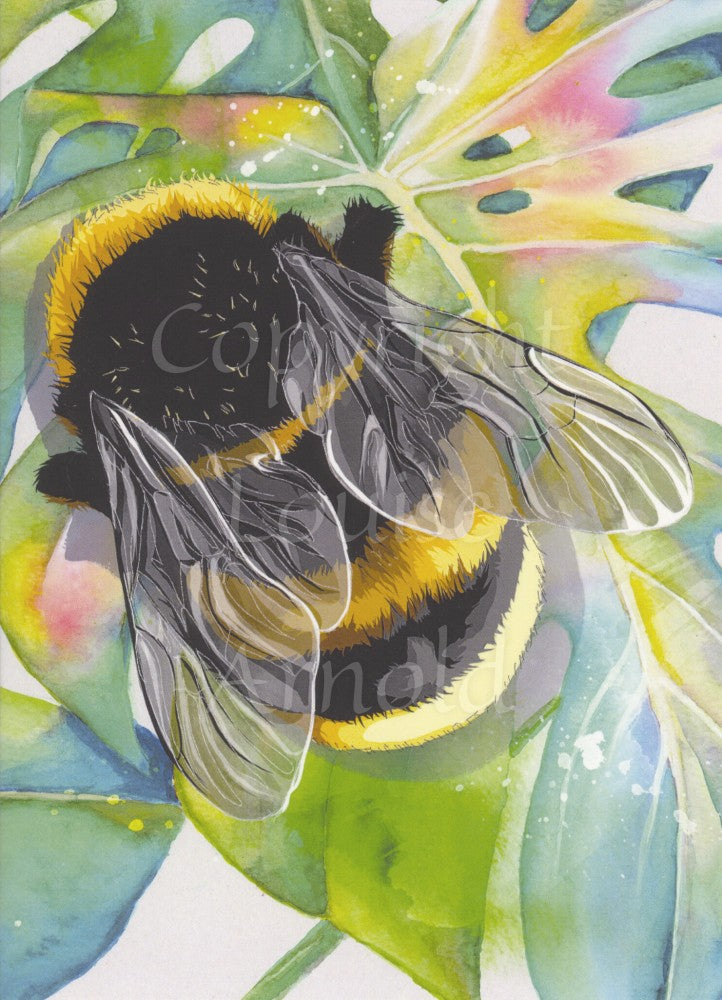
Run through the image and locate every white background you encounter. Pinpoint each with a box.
[2,0,721,996]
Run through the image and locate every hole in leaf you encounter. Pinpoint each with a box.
[477,190,532,214]
[135,128,181,158]
[525,0,577,33]
[616,166,712,212]
[610,34,722,98]
[23,122,138,202]
[163,18,254,93]
[463,134,513,161]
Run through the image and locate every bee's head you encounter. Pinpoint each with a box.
[47,181,400,447]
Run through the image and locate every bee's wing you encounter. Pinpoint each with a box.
[91,394,322,820]
[186,434,350,632]
[277,248,692,536]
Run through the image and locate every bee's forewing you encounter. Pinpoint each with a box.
[277,249,692,535]
[193,445,351,632]
[278,248,479,539]
[90,394,320,820]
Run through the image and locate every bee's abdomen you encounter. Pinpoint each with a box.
[313,522,543,750]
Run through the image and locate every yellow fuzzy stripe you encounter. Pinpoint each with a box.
[322,510,506,651]
[314,525,543,750]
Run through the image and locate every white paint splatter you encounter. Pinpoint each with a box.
[240,160,257,177]
[574,731,605,770]
[262,150,280,162]
[324,48,334,57]
[557,752,572,770]
[310,105,320,116]
[674,809,697,835]
[631,783,646,796]
[415,79,438,95]
[382,131,395,141]
[618,759,631,776]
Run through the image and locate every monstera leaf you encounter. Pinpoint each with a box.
[0,688,181,1000]
[1,0,720,997]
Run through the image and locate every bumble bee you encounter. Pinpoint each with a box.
[36,178,692,820]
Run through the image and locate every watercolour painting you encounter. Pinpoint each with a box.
[0,1,721,998]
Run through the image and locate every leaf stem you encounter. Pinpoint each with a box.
[241,921,344,1000]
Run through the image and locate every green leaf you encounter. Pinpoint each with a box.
[520,531,722,1000]
[180,706,517,1000]
[36,0,389,162]
[0,688,181,1000]
[0,430,141,767]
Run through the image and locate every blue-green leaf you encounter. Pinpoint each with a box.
[0,688,181,1000]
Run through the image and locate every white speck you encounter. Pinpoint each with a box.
[252,108,258,115]
[228,139,235,147]
[674,809,697,835]
[543,816,549,823]
[324,48,334,57]
[455,784,464,792]
[283,132,292,142]
[351,73,357,79]
[416,79,437,95]
[574,731,605,770]
[316,186,327,195]
[229,101,237,110]
[560,791,568,803]
[557,752,572,770]
[14,920,22,927]
[310,106,320,117]
[395,74,403,81]
[501,777,511,787]
[262,150,280,162]
[500,125,532,149]
[311,164,319,171]
[180,140,187,145]
[240,160,257,177]
[631,783,646,796]
[360,127,366,134]
[382,131,394,141]
[618,759,631,776]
